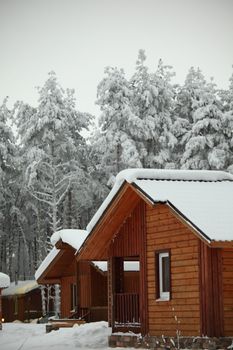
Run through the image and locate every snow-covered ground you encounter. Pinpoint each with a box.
[0,321,133,350]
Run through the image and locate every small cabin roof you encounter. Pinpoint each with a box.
[35,229,88,282]
[0,272,10,289]
[86,169,233,243]
[2,280,38,296]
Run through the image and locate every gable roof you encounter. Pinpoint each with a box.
[80,169,233,257]
[35,229,88,283]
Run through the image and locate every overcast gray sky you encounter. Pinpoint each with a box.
[0,0,233,116]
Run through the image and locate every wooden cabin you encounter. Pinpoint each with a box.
[36,229,140,322]
[35,229,108,321]
[2,280,42,322]
[77,169,233,346]
[0,272,10,329]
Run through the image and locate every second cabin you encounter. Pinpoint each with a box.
[36,229,139,322]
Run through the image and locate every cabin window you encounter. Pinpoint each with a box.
[70,284,77,311]
[156,251,171,301]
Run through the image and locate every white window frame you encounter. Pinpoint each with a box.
[158,252,170,301]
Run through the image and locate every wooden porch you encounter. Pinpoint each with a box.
[113,292,140,332]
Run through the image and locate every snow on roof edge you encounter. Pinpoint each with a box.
[35,247,60,281]
[51,229,89,251]
[2,280,39,296]
[0,272,10,288]
[86,180,126,233]
[116,168,233,183]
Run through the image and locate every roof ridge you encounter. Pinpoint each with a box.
[136,177,233,182]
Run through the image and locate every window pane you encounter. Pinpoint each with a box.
[162,256,170,292]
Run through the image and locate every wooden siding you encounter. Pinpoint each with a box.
[90,264,107,307]
[199,242,224,336]
[60,275,76,318]
[78,261,92,308]
[124,272,139,293]
[61,261,108,319]
[108,201,144,257]
[222,248,233,336]
[2,289,42,322]
[146,204,201,337]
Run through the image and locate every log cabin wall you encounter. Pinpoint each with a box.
[90,265,107,307]
[146,204,201,337]
[222,248,233,336]
[78,261,92,308]
[199,242,223,337]
[108,200,145,258]
[124,271,140,293]
[60,275,76,318]
[2,296,14,321]
[2,289,42,322]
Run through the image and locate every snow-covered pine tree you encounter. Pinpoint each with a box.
[15,72,91,248]
[0,98,17,277]
[131,50,177,168]
[181,74,227,170]
[172,67,207,163]
[219,69,233,173]
[96,66,142,179]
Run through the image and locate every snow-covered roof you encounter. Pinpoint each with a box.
[2,280,39,296]
[0,272,10,289]
[35,247,60,281]
[86,169,233,242]
[93,261,140,272]
[35,230,89,281]
[51,229,89,251]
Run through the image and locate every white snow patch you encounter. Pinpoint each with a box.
[2,280,38,296]
[0,322,128,350]
[51,229,88,251]
[0,272,10,289]
[35,247,59,281]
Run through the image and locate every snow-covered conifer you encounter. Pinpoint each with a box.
[181,75,227,170]
[96,66,142,179]
[15,72,92,246]
[131,50,177,168]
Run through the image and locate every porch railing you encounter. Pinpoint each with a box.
[114,293,140,326]
[69,307,90,321]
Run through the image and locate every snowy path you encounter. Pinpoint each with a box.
[0,322,134,350]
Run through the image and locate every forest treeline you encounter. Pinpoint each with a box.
[0,50,232,280]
